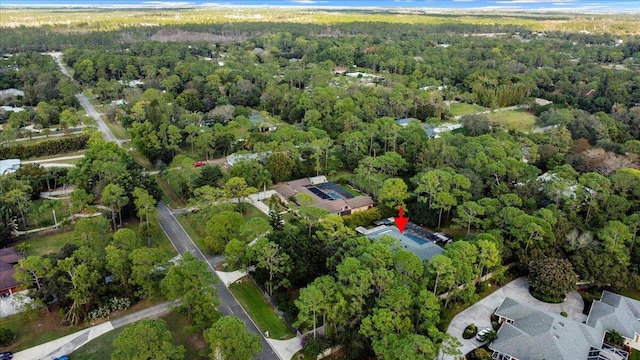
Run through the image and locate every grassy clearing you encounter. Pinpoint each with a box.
[26,150,86,161]
[229,277,295,340]
[176,214,208,252]
[156,176,186,209]
[243,203,269,222]
[70,326,125,360]
[14,230,78,257]
[448,102,488,116]
[130,149,153,170]
[71,311,207,360]
[336,183,361,197]
[630,350,640,360]
[14,217,175,259]
[104,118,129,141]
[0,308,90,353]
[124,219,177,257]
[486,109,536,132]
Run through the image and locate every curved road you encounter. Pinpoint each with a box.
[157,202,280,360]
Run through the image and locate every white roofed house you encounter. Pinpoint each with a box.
[0,159,21,175]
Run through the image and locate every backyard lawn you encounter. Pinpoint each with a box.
[14,218,175,259]
[14,230,80,257]
[229,276,295,340]
[486,109,536,132]
[448,102,488,116]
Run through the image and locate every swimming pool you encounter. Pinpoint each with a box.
[405,233,427,245]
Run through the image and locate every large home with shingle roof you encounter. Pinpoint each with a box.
[490,291,640,360]
[274,176,373,216]
[0,247,25,296]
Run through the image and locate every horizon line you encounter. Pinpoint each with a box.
[1,3,640,14]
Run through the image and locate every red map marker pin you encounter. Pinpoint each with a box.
[394,206,408,234]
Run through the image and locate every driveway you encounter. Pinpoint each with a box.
[444,277,586,358]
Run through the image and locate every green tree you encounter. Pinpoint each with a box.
[102,183,128,230]
[204,316,262,360]
[39,199,60,228]
[529,257,578,301]
[428,254,454,296]
[106,245,132,295]
[455,201,486,236]
[377,178,409,215]
[14,255,52,293]
[129,247,166,299]
[253,239,291,297]
[73,216,110,247]
[161,253,220,331]
[111,228,140,251]
[70,188,93,214]
[295,284,324,338]
[112,319,184,360]
[133,187,157,247]
[205,211,244,253]
[373,333,437,360]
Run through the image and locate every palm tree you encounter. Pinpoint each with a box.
[40,199,59,229]
[257,169,272,199]
[483,330,498,343]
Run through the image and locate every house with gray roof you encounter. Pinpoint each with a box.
[490,292,640,360]
[586,291,640,352]
[395,118,418,127]
[249,113,277,132]
[355,224,444,261]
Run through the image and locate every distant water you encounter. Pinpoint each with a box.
[1,0,639,13]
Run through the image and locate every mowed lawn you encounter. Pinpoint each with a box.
[14,219,175,258]
[71,311,208,360]
[486,109,536,132]
[448,102,488,116]
[229,277,295,340]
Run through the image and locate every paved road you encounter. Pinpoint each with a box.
[47,52,120,146]
[157,202,280,360]
[47,52,72,78]
[76,93,119,144]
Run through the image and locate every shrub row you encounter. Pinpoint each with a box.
[0,134,90,159]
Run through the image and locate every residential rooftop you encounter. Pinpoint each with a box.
[275,176,373,216]
[491,292,640,360]
[356,223,444,261]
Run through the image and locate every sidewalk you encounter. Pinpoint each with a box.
[13,302,173,360]
[215,269,248,286]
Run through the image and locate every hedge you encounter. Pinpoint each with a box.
[0,134,90,159]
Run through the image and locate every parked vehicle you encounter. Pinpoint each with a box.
[476,327,492,341]
[0,352,12,360]
[193,160,206,167]
[53,355,69,360]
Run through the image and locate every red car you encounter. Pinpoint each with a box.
[194,161,206,167]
